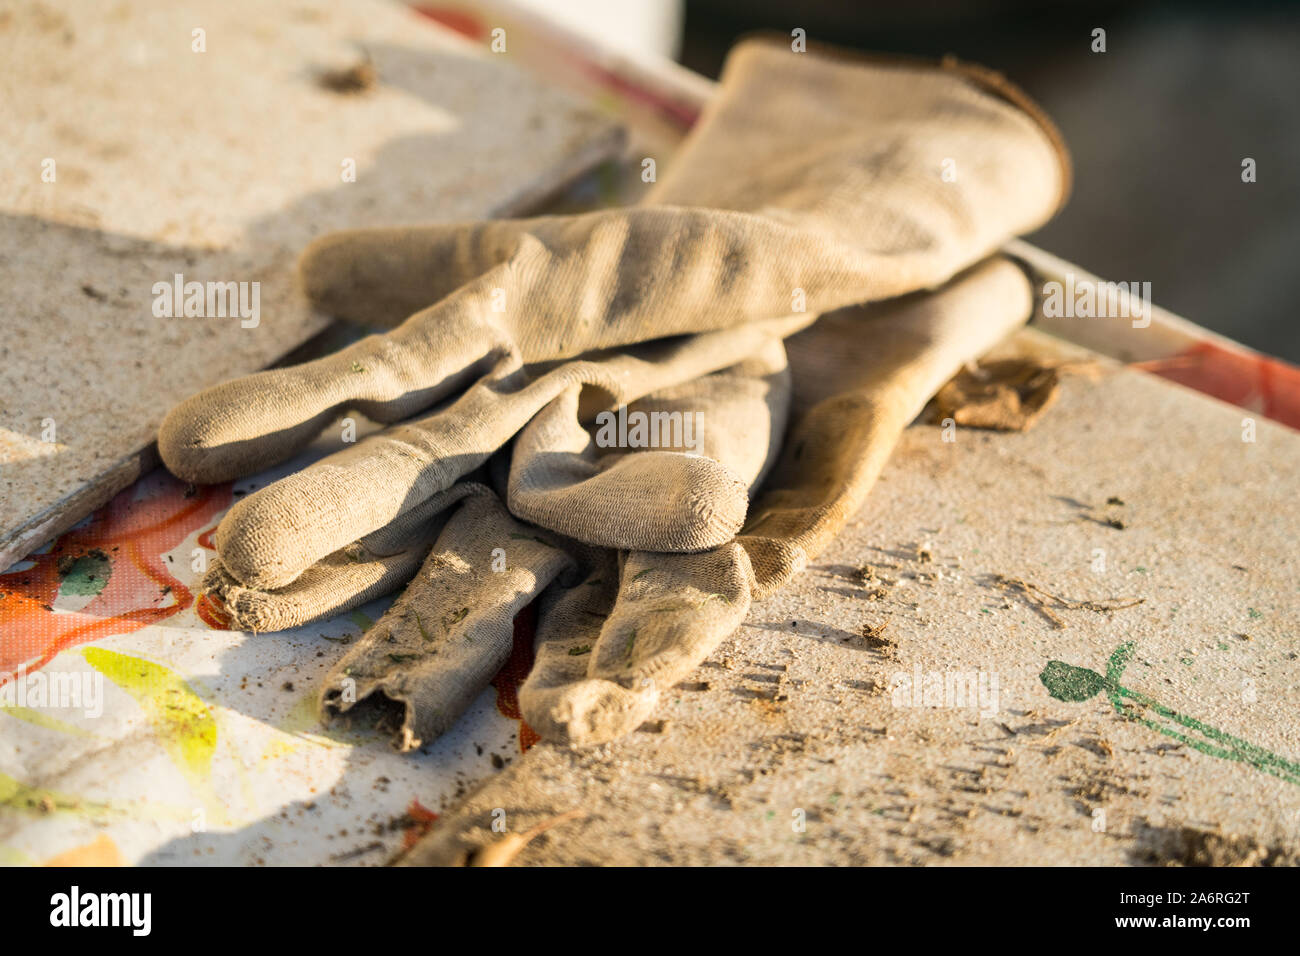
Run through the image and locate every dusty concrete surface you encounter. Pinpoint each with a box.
[405,331,1299,865]
[0,0,623,572]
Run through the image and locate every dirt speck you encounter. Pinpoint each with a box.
[318,59,376,95]
[1134,823,1297,867]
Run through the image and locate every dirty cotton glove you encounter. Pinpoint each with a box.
[159,35,1065,508]
[319,342,791,750]
[517,256,1038,747]
[162,37,1065,639]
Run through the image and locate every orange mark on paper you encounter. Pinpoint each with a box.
[0,474,233,685]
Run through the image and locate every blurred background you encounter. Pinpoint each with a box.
[514,0,1300,362]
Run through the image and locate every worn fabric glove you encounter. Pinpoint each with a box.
[158,37,1066,610]
[322,257,1037,748]
[320,339,790,748]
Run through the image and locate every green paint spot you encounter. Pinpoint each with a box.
[57,551,111,597]
[1039,659,1107,702]
[1,706,95,738]
[568,645,592,656]
[0,771,114,818]
[649,601,702,615]
[349,610,374,631]
[82,647,217,791]
[1041,642,1300,786]
[1248,607,1263,619]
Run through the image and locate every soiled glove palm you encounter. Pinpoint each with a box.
[158,37,1066,610]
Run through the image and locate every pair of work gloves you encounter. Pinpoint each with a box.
[159,39,1069,748]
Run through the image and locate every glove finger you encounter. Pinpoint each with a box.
[741,255,1034,595]
[306,204,940,360]
[301,209,830,351]
[507,384,749,553]
[520,544,752,748]
[512,555,619,708]
[506,320,802,553]
[200,483,486,633]
[159,274,517,485]
[620,337,792,495]
[319,490,573,752]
